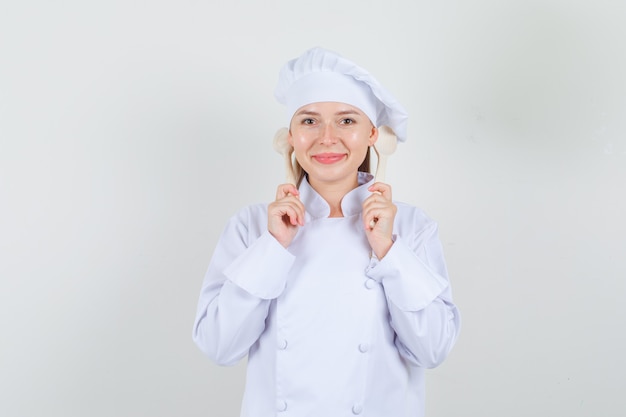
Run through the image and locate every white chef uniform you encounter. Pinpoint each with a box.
[193,171,460,417]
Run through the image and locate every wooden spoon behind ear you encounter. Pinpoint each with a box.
[369,125,398,229]
[373,125,398,183]
[273,127,296,185]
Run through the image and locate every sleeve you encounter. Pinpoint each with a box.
[365,212,461,368]
[192,206,295,366]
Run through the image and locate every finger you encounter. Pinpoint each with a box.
[284,207,300,226]
[362,201,395,230]
[287,202,306,226]
[365,213,385,231]
[364,210,391,231]
[362,195,390,213]
[273,200,306,226]
[284,199,306,225]
[366,213,378,230]
[367,182,392,200]
[362,204,380,230]
[362,197,378,228]
[270,204,299,227]
[276,183,300,200]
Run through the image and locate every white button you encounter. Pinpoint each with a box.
[278,339,288,350]
[364,278,377,289]
[358,343,369,353]
[276,400,287,411]
[352,404,363,414]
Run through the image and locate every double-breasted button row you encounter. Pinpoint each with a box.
[276,399,287,412]
[364,278,377,289]
[276,400,363,414]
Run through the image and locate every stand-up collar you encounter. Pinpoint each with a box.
[299,172,375,220]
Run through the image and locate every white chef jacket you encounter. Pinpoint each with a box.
[193,172,460,417]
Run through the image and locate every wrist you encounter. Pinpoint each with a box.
[372,238,393,260]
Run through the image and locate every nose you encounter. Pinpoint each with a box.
[319,122,338,145]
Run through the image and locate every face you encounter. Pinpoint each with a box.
[288,102,378,190]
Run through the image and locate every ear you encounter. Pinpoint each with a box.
[287,129,294,147]
[369,126,379,147]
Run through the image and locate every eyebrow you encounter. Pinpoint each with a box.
[294,109,363,117]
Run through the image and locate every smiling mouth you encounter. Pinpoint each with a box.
[313,153,346,164]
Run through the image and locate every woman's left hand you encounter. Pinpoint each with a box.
[362,182,397,259]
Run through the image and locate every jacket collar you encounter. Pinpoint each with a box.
[299,172,375,220]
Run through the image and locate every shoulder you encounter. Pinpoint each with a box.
[394,201,434,223]
[393,201,439,235]
[220,202,269,244]
[231,202,268,221]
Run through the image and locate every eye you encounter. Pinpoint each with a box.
[302,118,315,125]
[340,118,355,125]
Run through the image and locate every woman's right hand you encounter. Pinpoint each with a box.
[268,183,305,248]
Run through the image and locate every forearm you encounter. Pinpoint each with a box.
[193,230,295,365]
[367,234,461,367]
[193,280,272,366]
[388,292,460,368]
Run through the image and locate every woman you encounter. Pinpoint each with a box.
[193,47,460,417]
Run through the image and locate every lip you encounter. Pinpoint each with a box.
[312,153,346,164]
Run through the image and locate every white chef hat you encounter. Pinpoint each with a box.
[274,47,408,142]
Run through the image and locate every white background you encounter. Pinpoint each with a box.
[1,1,625,416]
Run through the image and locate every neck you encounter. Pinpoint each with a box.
[308,174,359,217]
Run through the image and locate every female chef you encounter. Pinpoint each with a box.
[193,47,460,417]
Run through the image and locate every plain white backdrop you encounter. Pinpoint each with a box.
[1,0,625,416]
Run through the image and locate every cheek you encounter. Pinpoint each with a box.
[290,131,317,151]
[289,136,310,163]
[290,137,307,154]
[348,131,373,152]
